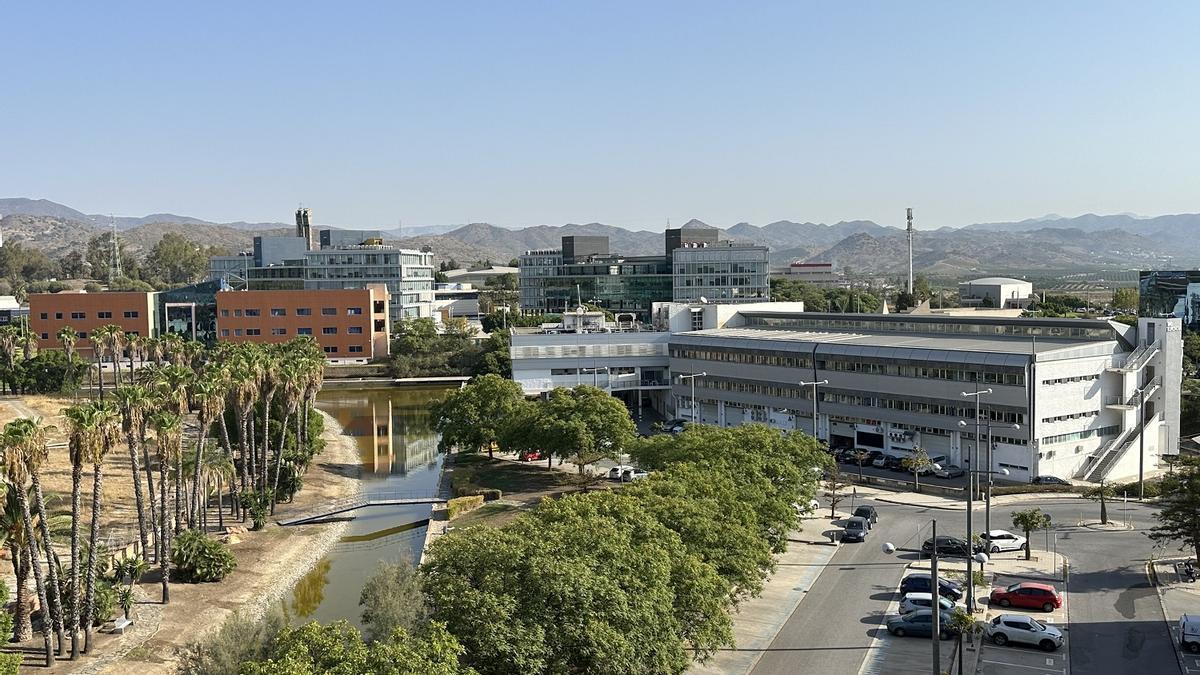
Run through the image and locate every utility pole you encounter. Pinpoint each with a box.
[906,207,914,295]
[110,215,121,280]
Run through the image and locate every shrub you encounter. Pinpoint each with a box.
[0,579,12,642]
[172,530,238,582]
[0,653,21,675]
[359,559,427,643]
[447,495,484,520]
[175,607,287,675]
[92,580,117,626]
[992,484,1083,496]
[478,488,503,501]
[239,490,273,530]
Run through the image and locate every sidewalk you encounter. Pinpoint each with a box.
[910,551,1068,587]
[689,512,848,675]
[1151,557,1200,671]
[864,483,1086,512]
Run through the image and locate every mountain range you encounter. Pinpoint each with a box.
[1,198,1197,276]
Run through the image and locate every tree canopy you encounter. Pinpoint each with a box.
[1148,455,1200,563]
[431,374,525,457]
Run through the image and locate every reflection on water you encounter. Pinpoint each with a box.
[287,386,450,628]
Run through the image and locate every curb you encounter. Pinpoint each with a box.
[1148,559,1190,675]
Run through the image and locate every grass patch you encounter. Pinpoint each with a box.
[451,454,581,497]
[453,502,524,528]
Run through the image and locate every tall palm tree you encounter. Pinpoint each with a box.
[57,326,78,393]
[270,361,304,513]
[189,372,226,528]
[125,334,143,382]
[10,418,68,656]
[0,487,33,642]
[90,325,118,398]
[15,322,37,362]
[61,403,97,659]
[258,348,280,495]
[150,411,181,603]
[199,451,234,532]
[2,420,56,665]
[80,402,118,654]
[113,386,154,560]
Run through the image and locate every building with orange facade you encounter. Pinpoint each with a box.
[215,285,390,360]
[29,291,157,356]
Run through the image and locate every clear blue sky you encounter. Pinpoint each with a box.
[3,2,1197,231]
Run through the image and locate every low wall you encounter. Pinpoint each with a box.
[846,473,966,498]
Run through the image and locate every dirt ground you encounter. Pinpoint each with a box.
[446,454,600,528]
[0,398,361,674]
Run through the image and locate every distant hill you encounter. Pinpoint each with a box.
[2,197,1199,274]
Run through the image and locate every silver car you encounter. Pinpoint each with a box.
[898,592,959,615]
[985,614,1063,651]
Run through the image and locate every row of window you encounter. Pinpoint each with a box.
[670,347,1027,384]
[39,330,140,340]
[220,307,363,318]
[1041,425,1120,446]
[1041,410,1100,423]
[322,346,363,353]
[744,315,1116,340]
[1042,373,1101,385]
[220,326,363,337]
[38,310,139,320]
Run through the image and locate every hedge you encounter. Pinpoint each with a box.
[992,484,1084,496]
[448,495,485,520]
[0,653,19,675]
[478,489,503,501]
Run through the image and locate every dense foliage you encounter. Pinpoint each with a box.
[389,318,510,379]
[237,621,474,675]
[497,385,636,471]
[171,530,237,582]
[1149,455,1200,563]
[359,559,428,643]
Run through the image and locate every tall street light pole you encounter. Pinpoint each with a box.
[678,372,706,424]
[1138,385,1145,500]
[800,379,829,441]
[960,387,992,613]
[985,421,1020,538]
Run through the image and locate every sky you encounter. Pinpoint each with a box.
[2,2,1198,231]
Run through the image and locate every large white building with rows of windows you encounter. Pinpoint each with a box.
[510,304,1181,484]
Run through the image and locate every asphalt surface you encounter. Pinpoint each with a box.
[750,494,1178,675]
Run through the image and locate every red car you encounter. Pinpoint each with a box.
[518,450,543,461]
[989,582,1062,613]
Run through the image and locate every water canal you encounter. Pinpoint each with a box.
[285,386,450,627]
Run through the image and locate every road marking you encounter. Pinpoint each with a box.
[1045,657,1054,666]
[980,657,1066,673]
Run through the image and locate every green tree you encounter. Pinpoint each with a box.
[1010,508,1052,561]
[499,386,635,473]
[901,447,934,493]
[359,559,428,643]
[240,621,473,675]
[768,278,829,310]
[1082,479,1117,525]
[1148,456,1200,564]
[1111,287,1138,313]
[851,449,871,482]
[145,232,211,286]
[823,463,848,519]
[431,375,524,458]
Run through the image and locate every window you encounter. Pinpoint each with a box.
[123,311,139,318]
[271,308,286,316]
[234,329,243,337]
[220,329,230,337]
[70,312,85,319]
[40,333,49,340]
[77,331,87,339]
[322,327,338,335]
[297,327,313,335]
[98,311,112,319]
[55,313,63,320]
[39,313,48,320]
[323,346,338,354]
[348,326,363,334]
[244,309,261,317]
[246,328,261,336]
[321,307,336,316]
[349,345,363,353]
[271,328,287,336]
[234,309,243,317]
[296,308,312,316]
[347,307,362,315]
[220,309,230,317]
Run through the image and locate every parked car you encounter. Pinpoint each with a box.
[935,465,965,479]
[989,582,1062,613]
[607,465,634,480]
[518,450,543,461]
[899,592,959,615]
[884,456,908,472]
[836,449,860,464]
[842,516,869,542]
[620,468,649,482]
[982,529,1028,554]
[853,505,878,526]
[922,536,983,557]
[794,499,822,516]
[871,455,890,468]
[985,614,1064,651]
[1181,615,1200,654]
[886,609,956,639]
[900,573,963,602]
[1031,475,1071,486]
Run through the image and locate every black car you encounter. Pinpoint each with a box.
[884,456,907,472]
[900,573,964,601]
[922,536,985,557]
[853,505,879,526]
[836,449,860,464]
[1032,475,1071,486]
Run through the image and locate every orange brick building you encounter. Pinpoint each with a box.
[215,286,390,359]
[29,291,157,356]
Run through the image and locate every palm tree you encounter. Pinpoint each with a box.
[61,403,97,659]
[189,372,226,528]
[80,401,118,654]
[90,324,119,398]
[199,451,234,532]
[10,418,68,656]
[125,334,143,381]
[258,348,280,495]
[150,411,181,603]
[0,487,33,642]
[2,420,56,665]
[15,322,37,362]
[271,362,304,513]
[0,325,19,394]
[113,386,154,561]
[57,326,78,393]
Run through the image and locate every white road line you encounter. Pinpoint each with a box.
[980,657,1066,673]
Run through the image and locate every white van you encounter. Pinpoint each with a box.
[1181,615,1200,653]
[917,455,948,475]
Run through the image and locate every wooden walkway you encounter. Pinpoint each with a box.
[278,490,448,526]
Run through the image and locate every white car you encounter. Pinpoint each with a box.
[793,499,821,516]
[899,592,961,615]
[607,465,634,481]
[985,614,1064,651]
[981,529,1028,554]
[620,468,649,482]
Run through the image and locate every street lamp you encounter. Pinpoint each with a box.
[799,379,829,441]
[958,419,1019,539]
[678,372,707,424]
[883,522,989,675]
[959,388,991,613]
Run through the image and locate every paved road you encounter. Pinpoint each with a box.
[751,495,1178,675]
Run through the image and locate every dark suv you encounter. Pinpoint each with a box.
[853,505,878,526]
[900,573,964,602]
[922,536,985,557]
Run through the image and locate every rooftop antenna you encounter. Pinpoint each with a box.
[906,207,914,295]
[110,215,122,279]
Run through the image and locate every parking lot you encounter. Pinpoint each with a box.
[978,574,1070,675]
[857,588,967,675]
